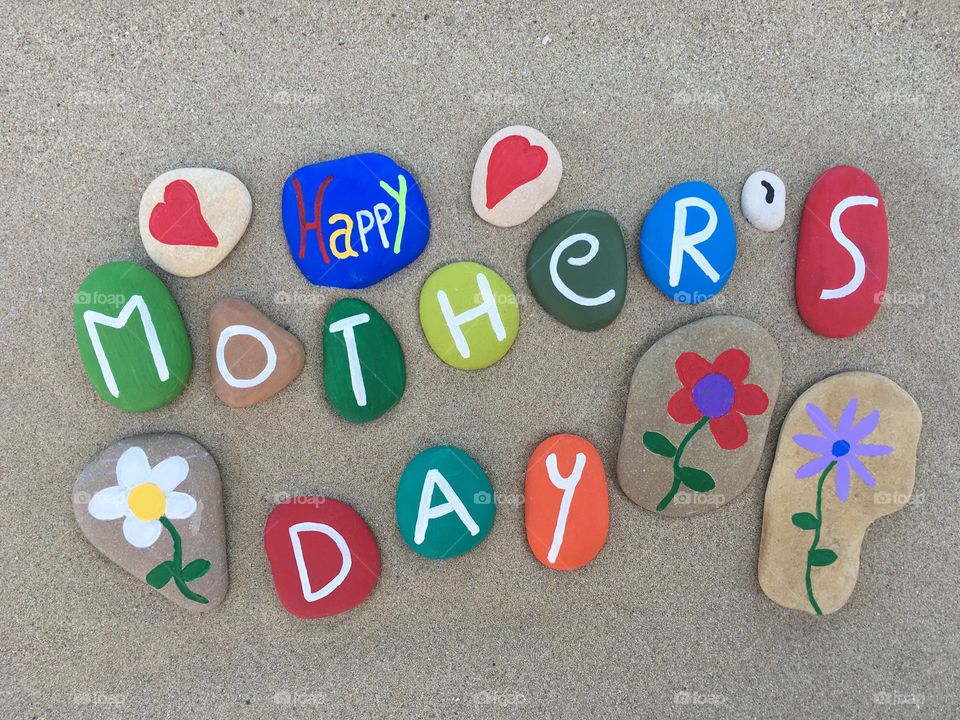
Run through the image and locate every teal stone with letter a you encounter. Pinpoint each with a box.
[73,261,192,412]
[395,446,495,559]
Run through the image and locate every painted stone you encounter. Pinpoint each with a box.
[396,446,495,559]
[758,372,921,616]
[73,261,192,412]
[796,166,888,338]
[640,181,736,304]
[73,433,228,612]
[617,316,782,517]
[209,298,305,408]
[525,434,609,570]
[741,170,785,232]
[139,168,252,277]
[323,298,406,423]
[419,261,519,370]
[471,125,562,227]
[526,210,627,331]
[281,153,430,289]
[264,497,380,619]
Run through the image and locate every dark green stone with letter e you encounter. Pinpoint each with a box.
[73,261,192,412]
[526,209,627,331]
[323,298,406,423]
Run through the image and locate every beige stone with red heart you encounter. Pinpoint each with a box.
[471,125,562,228]
[139,167,252,277]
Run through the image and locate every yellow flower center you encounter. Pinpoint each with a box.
[127,483,166,521]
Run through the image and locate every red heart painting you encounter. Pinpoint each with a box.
[485,134,548,210]
[149,179,219,247]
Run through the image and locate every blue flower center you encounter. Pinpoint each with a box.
[831,440,851,457]
[692,373,735,418]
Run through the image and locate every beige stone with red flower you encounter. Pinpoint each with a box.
[617,316,783,517]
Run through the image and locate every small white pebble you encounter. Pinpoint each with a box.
[541,35,552,45]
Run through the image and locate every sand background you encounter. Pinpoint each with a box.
[2,2,958,718]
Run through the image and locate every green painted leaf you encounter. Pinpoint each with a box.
[792,512,820,530]
[181,559,211,581]
[808,548,838,567]
[643,431,676,458]
[677,466,715,493]
[146,561,174,589]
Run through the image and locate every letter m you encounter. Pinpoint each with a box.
[83,295,170,398]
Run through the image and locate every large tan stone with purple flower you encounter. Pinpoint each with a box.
[758,372,921,616]
[617,315,782,517]
[73,433,228,612]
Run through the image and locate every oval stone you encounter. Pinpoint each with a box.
[526,210,627,330]
[796,165,888,337]
[264,497,380,619]
[471,125,562,227]
[396,446,495,559]
[525,434,609,570]
[323,298,406,423]
[281,152,430,289]
[73,261,192,412]
[419,261,520,370]
[139,168,252,277]
[73,433,228,612]
[741,170,785,232]
[209,298,305,408]
[758,372,921,615]
[640,181,736,304]
[617,315,782,517]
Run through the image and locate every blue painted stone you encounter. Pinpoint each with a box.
[281,153,430,289]
[639,181,736,304]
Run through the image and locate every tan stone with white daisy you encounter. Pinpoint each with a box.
[73,433,228,612]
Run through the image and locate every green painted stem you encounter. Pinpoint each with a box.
[159,516,209,605]
[656,417,709,511]
[804,461,836,616]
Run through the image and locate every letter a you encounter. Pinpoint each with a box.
[669,196,720,287]
[436,272,506,360]
[414,469,480,544]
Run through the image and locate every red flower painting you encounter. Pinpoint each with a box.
[666,349,769,450]
[643,348,770,511]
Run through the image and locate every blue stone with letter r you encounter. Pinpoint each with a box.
[639,180,736,304]
[281,152,430,289]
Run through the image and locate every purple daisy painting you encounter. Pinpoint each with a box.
[790,397,893,615]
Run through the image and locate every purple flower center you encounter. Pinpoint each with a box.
[831,440,851,457]
[692,373,735,418]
